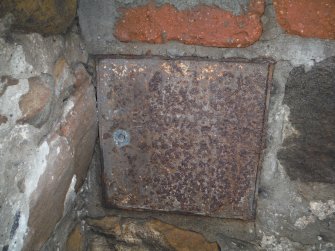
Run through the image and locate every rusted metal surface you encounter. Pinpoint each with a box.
[97,57,271,219]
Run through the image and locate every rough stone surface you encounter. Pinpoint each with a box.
[0,114,8,124]
[40,193,87,251]
[0,0,77,34]
[87,216,219,251]
[114,0,264,48]
[23,136,74,251]
[22,61,97,249]
[273,0,335,39]
[18,75,54,128]
[75,0,335,250]
[53,58,75,100]
[1,0,335,250]
[60,66,98,189]
[0,16,96,250]
[0,75,19,96]
[147,220,220,251]
[278,57,335,183]
[66,224,84,251]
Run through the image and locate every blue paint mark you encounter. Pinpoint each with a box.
[113,129,130,148]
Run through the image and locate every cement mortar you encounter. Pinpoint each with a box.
[114,0,250,14]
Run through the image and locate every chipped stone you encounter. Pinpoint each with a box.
[18,75,54,128]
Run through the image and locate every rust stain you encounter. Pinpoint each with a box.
[98,57,271,219]
[114,0,264,48]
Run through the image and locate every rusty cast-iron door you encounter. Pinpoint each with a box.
[98,57,271,220]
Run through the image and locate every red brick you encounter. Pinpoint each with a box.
[114,1,264,48]
[274,0,335,39]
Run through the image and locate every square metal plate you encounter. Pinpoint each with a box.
[97,57,271,219]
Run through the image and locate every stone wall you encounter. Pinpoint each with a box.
[75,0,335,250]
[0,11,97,251]
[0,0,335,250]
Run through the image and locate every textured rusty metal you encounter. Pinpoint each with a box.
[97,57,271,219]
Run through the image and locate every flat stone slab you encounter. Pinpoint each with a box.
[97,57,271,219]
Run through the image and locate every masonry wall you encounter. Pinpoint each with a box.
[0,0,335,250]
[0,1,98,249]
[76,0,335,250]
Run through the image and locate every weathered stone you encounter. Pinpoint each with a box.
[73,64,90,89]
[72,121,98,190]
[88,234,112,251]
[2,1,335,251]
[53,58,75,99]
[0,114,8,125]
[21,66,97,246]
[278,57,335,183]
[18,75,54,128]
[60,64,97,189]
[273,0,335,39]
[0,0,77,35]
[63,32,89,65]
[0,75,19,96]
[87,216,219,251]
[0,17,95,251]
[147,220,220,251]
[88,217,122,236]
[114,0,264,48]
[0,13,13,36]
[0,79,32,250]
[217,235,256,251]
[24,136,74,251]
[66,224,84,251]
